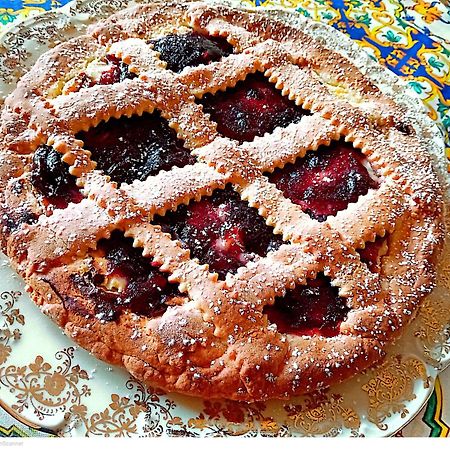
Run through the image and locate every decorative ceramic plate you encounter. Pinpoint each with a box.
[0,0,449,437]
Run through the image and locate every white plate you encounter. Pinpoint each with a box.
[0,0,449,437]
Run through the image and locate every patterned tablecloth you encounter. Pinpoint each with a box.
[0,0,448,438]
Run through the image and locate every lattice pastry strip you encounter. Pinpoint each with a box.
[9,199,118,274]
[109,39,167,74]
[122,163,230,216]
[53,76,217,149]
[0,1,445,402]
[193,114,339,175]
[187,4,396,107]
[239,177,319,241]
[326,180,408,248]
[124,222,269,338]
[265,62,394,129]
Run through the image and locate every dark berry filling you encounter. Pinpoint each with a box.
[76,112,195,185]
[264,275,349,337]
[150,32,232,73]
[30,145,83,209]
[199,73,309,143]
[358,236,387,273]
[269,141,379,222]
[153,186,283,279]
[72,231,184,321]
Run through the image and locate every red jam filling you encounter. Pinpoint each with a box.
[269,141,379,222]
[264,275,349,337]
[72,231,184,321]
[150,32,232,73]
[76,112,195,185]
[76,54,137,89]
[153,186,283,279]
[358,236,386,273]
[199,73,309,143]
[30,145,83,209]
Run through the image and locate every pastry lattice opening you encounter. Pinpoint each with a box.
[70,230,186,321]
[62,54,137,94]
[357,235,389,273]
[199,72,310,143]
[263,274,350,337]
[150,31,233,73]
[267,140,380,222]
[153,184,283,280]
[76,111,195,185]
[31,144,83,209]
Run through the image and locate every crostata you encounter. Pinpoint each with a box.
[0,0,445,401]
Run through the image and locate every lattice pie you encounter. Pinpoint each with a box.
[0,1,445,401]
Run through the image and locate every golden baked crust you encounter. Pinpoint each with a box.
[0,0,445,401]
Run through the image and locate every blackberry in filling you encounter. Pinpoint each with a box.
[30,145,83,209]
[76,112,195,185]
[72,231,185,321]
[269,141,379,221]
[200,73,309,143]
[264,275,350,337]
[153,186,283,279]
[150,32,232,73]
[97,54,137,85]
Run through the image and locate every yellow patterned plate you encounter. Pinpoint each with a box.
[0,0,449,437]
